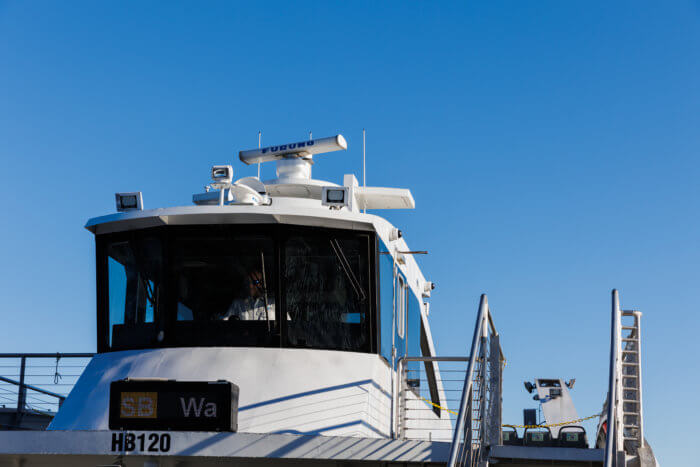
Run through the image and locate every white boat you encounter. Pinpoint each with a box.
[0,133,657,466]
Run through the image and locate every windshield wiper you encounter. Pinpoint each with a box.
[260,250,271,332]
[329,239,366,302]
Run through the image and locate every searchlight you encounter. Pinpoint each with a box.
[115,192,143,212]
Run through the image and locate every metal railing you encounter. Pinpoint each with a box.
[396,356,469,441]
[0,353,94,429]
[447,294,504,467]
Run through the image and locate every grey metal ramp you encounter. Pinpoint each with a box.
[0,430,451,466]
[488,445,604,466]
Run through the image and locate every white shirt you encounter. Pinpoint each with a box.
[222,297,276,321]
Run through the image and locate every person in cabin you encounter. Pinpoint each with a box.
[219,269,275,321]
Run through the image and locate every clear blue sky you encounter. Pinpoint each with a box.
[1,0,698,463]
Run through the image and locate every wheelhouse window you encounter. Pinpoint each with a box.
[284,234,370,352]
[97,226,374,353]
[106,235,163,350]
[169,229,277,348]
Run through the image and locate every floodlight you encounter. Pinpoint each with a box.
[211,165,233,188]
[524,381,535,393]
[389,228,403,241]
[115,192,143,212]
[239,135,347,165]
[321,186,350,209]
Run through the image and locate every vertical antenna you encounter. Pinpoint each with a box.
[257,131,261,179]
[362,128,366,213]
[309,131,312,140]
[362,128,366,187]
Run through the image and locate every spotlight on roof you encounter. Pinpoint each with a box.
[321,186,351,210]
[210,165,233,189]
[524,381,535,393]
[115,192,143,212]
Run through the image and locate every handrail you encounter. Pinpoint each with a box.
[0,353,94,358]
[0,375,66,402]
[447,294,490,467]
[604,289,620,467]
[399,356,470,362]
[0,353,94,422]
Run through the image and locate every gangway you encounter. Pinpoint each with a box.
[441,290,657,467]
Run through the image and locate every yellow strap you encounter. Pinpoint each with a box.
[503,413,602,429]
[420,397,458,415]
[419,397,601,428]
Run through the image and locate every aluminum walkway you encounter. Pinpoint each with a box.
[0,430,450,466]
[0,430,607,467]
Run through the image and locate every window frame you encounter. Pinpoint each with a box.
[397,274,406,340]
[96,225,377,354]
[280,225,375,353]
[96,226,169,353]
[376,238,394,367]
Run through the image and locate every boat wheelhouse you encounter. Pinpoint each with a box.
[48,134,449,439]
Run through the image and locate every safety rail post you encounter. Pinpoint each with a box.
[397,357,406,439]
[605,290,621,467]
[14,357,27,425]
[447,294,490,467]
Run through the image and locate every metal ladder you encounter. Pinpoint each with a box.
[605,290,654,467]
[618,310,644,455]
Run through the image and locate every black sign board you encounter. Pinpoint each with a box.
[109,379,239,431]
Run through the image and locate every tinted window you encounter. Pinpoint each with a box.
[169,230,277,347]
[106,235,162,350]
[97,226,374,354]
[284,234,370,352]
[379,241,394,363]
[406,289,422,388]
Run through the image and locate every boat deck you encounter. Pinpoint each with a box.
[489,445,603,466]
[0,430,450,466]
[0,430,605,467]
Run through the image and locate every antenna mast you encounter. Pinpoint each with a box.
[362,128,366,187]
[257,131,262,179]
[362,129,366,213]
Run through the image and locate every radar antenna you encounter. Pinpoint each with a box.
[239,134,347,181]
